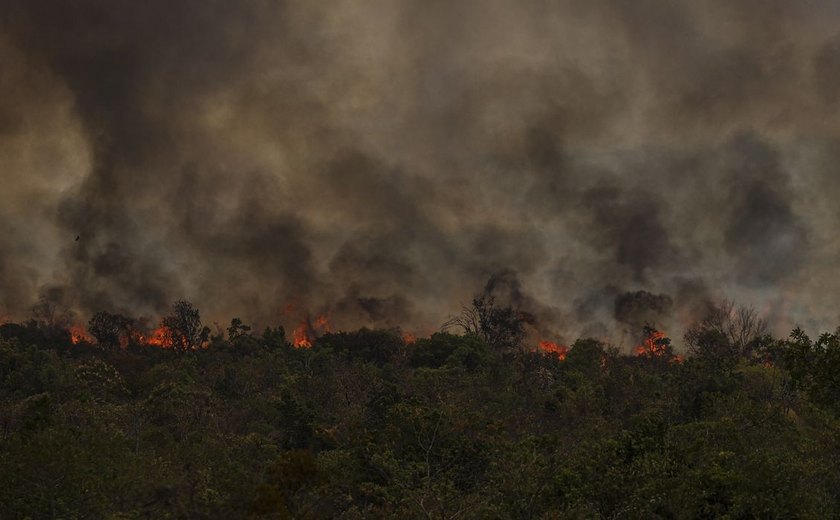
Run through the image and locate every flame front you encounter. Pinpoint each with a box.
[539,340,568,360]
[128,326,173,348]
[65,322,186,349]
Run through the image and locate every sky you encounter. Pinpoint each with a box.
[2,0,840,344]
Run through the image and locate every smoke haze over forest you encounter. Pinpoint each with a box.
[3,0,840,343]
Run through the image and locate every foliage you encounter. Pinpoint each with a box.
[0,318,839,518]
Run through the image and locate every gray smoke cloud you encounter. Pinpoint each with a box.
[2,0,840,342]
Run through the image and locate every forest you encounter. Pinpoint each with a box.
[2,298,840,519]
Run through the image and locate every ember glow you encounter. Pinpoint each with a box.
[293,320,313,348]
[292,315,330,348]
[69,326,90,345]
[142,327,173,349]
[538,340,569,360]
[69,324,175,348]
[633,329,684,363]
[633,330,669,357]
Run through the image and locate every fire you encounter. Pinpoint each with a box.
[633,330,668,357]
[313,315,330,330]
[126,326,173,348]
[292,314,330,348]
[143,327,172,348]
[402,331,417,344]
[65,321,190,350]
[539,340,569,360]
[633,329,683,363]
[293,320,313,348]
[70,326,90,345]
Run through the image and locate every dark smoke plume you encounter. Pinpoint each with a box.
[614,290,673,330]
[2,0,839,341]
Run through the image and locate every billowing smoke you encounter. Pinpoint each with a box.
[2,0,839,340]
[614,291,673,330]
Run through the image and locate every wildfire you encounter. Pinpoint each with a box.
[633,329,683,363]
[68,325,180,348]
[402,331,417,344]
[142,327,172,348]
[633,330,668,357]
[70,326,90,345]
[125,326,174,348]
[293,320,313,348]
[538,340,569,360]
[313,315,329,330]
[292,314,330,348]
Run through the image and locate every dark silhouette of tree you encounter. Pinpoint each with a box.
[315,328,403,365]
[685,301,766,352]
[227,318,251,341]
[88,311,133,350]
[444,292,532,351]
[783,327,840,415]
[30,287,74,332]
[685,301,767,365]
[161,300,209,351]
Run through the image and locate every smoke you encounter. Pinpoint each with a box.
[614,291,673,330]
[2,0,839,340]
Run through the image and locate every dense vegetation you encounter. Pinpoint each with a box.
[2,302,840,519]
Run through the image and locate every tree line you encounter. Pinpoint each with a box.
[1,297,839,518]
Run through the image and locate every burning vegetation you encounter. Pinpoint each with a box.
[2,297,838,519]
[292,315,330,349]
[3,291,840,519]
[633,327,684,364]
[538,340,569,360]
[633,328,670,357]
[69,326,90,345]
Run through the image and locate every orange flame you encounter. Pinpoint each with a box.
[292,314,330,348]
[70,326,90,345]
[633,330,682,363]
[402,331,418,344]
[633,330,668,357]
[293,320,313,348]
[539,340,569,360]
[144,326,172,348]
[69,321,182,349]
[313,315,330,331]
[128,326,173,348]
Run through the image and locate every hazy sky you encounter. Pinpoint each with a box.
[3,1,840,343]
